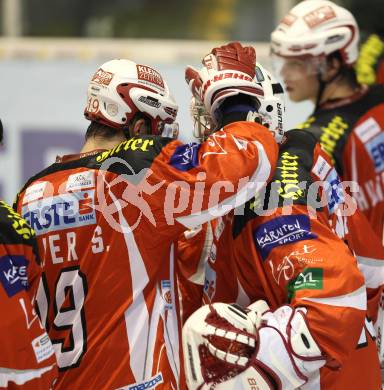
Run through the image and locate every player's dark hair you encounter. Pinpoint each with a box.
[85,121,119,141]
[327,51,359,88]
[0,119,3,144]
[85,112,151,141]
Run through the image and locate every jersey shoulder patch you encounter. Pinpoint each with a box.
[0,200,36,244]
[233,130,319,238]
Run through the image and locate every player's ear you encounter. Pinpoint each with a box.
[323,55,342,82]
[132,118,148,136]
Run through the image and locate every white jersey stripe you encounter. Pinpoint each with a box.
[144,283,163,379]
[357,255,384,289]
[176,141,272,229]
[109,187,150,382]
[302,285,367,310]
[164,244,180,386]
[188,223,213,285]
[0,365,56,387]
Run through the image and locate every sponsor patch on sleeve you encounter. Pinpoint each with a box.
[169,143,201,171]
[22,181,47,205]
[324,168,344,213]
[32,333,55,363]
[311,155,332,181]
[253,215,317,260]
[0,256,29,297]
[364,132,384,173]
[354,117,381,143]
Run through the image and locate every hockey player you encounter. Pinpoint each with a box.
[271,0,384,243]
[177,63,287,325]
[0,122,57,389]
[181,72,383,388]
[14,43,279,389]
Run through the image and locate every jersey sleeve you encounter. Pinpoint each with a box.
[0,201,57,389]
[150,121,278,230]
[177,222,213,324]
[0,201,42,298]
[236,130,366,367]
[341,101,384,241]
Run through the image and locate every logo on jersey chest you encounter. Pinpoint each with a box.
[288,268,323,300]
[254,215,317,260]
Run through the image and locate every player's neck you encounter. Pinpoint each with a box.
[319,79,359,105]
[80,135,126,154]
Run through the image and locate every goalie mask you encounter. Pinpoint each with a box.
[189,62,286,143]
[84,59,178,135]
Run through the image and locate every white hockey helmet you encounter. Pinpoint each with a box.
[84,59,178,135]
[271,0,359,66]
[189,62,285,143]
[254,63,285,143]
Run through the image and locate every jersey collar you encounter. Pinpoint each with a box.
[55,149,106,163]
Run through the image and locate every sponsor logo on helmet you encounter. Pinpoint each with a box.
[325,34,344,45]
[137,65,165,89]
[304,6,336,29]
[280,12,297,27]
[164,106,177,118]
[277,102,283,134]
[91,68,114,86]
[138,96,161,108]
[106,103,118,116]
[288,43,318,53]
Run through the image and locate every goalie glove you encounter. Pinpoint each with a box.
[183,303,326,390]
[185,42,264,127]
